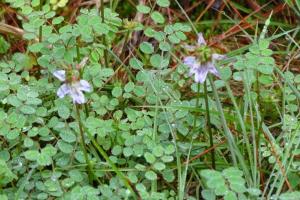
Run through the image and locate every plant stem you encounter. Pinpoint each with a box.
[256,71,262,186]
[75,104,94,183]
[38,1,43,42]
[209,76,252,185]
[100,0,109,67]
[203,80,215,169]
[75,42,89,117]
[192,83,201,130]
[84,127,140,199]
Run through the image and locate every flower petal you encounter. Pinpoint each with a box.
[212,53,226,61]
[53,70,66,81]
[183,56,197,68]
[78,80,91,92]
[70,88,86,104]
[183,44,197,51]
[207,62,220,77]
[187,62,199,76]
[197,33,207,46]
[57,83,71,98]
[194,64,209,83]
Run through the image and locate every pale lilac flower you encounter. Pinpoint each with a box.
[183,33,226,83]
[53,70,91,104]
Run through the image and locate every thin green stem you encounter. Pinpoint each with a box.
[209,75,252,185]
[225,82,253,185]
[192,84,201,130]
[256,71,262,186]
[151,97,159,194]
[38,1,43,42]
[83,127,140,199]
[75,42,89,117]
[75,104,94,183]
[243,70,257,187]
[204,80,215,169]
[100,0,109,67]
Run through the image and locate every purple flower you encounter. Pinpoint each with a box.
[183,33,226,83]
[53,70,91,104]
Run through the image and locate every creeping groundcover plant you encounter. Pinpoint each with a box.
[1,0,300,200]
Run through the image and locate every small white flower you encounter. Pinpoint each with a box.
[183,33,226,83]
[53,70,91,104]
[197,32,207,46]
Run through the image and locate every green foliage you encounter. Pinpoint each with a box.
[0,36,10,54]
[200,167,261,200]
[0,159,17,186]
[1,0,300,199]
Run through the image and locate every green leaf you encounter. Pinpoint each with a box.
[215,185,229,196]
[24,137,34,147]
[58,105,70,119]
[164,144,175,154]
[124,82,135,92]
[59,130,76,143]
[123,147,133,157]
[175,31,187,40]
[144,27,156,37]
[230,183,247,194]
[52,16,64,25]
[224,191,237,200]
[257,65,273,74]
[258,39,270,50]
[222,167,243,178]
[162,170,175,182]
[133,86,145,97]
[21,5,33,15]
[153,162,166,170]
[20,105,36,115]
[144,152,156,164]
[140,42,154,54]
[220,66,232,81]
[31,0,40,7]
[129,58,143,69]
[42,145,57,157]
[136,5,151,14]
[247,188,261,197]
[145,170,157,180]
[7,95,22,107]
[168,33,180,44]
[69,169,84,182]
[151,11,165,24]
[259,75,273,85]
[39,127,50,137]
[150,54,163,68]
[0,36,10,54]
[159,42,171,51]
[7,129,19,140]
[57,140,73,154]
[112,145,122,155]
[24,150,39,161]
[200,169,222,180]
[37,153,52,166]
[157,0,170,7]
[152,145,164,157]
[154,31,165,41]
[161,155,173,162]
[201,189,216,200]
[0,159,17,186]
[112,86,123,97]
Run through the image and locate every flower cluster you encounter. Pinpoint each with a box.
[183,33,226,83]
[53,70,91,104]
